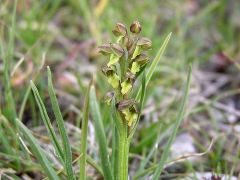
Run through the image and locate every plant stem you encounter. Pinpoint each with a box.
[118,124,129,180]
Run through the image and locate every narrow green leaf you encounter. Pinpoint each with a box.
[152,65,192,179]
[79,81,91,180]
[30,81,64,162]
[136,32,172,101]
[47,67,75,180]
[89,85,114,180]
[16,119,60,180]
[110,96,122,178]
[130,71,146,138]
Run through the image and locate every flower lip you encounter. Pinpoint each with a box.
[112,22,127,37]
[129,105,139,115]
[130,21,142,34]
[102,66,114,76]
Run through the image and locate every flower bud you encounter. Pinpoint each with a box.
[137,37,152,50]
[130,21,141,34]
[98,44,112,55]
[112,23,127,37]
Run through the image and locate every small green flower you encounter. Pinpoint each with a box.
[107,44,124,67]
[117,99,138,126]
[130,54,149,74]
[103,91,115,105]
[131,37,152,59]
[102,66,120,89]
[120,72,135,95]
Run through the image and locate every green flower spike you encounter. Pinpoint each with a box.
[107,44,124,67]
[121,72,135,95]
[130,53,149,74]
[102,66,120,89]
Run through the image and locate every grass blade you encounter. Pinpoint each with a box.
[79,80,91,180]
[136,32,172,101]
[30,80,64,162]
[152,65,192,179]
[47,67,75,180]
[1,0,17,125]
[89,85,114,180]
[16,119,60,180]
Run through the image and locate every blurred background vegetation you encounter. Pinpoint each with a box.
[0,0,240,179]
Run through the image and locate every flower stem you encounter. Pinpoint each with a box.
[118,124,129,180]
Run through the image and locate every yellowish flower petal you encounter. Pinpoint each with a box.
[130,62,140,74]
[122,109,137,127]
[108,54,120,66]
[121,81,132,95]
[108,74,120,88]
